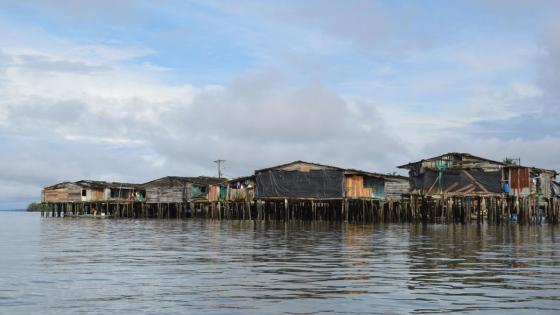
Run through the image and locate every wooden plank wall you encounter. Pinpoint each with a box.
[344,175,373,198]
[43,188,81,203]
[145,184,187,203]
[208,185,220,202]
[89,189,105,201]
[228,188,255,202]
[385,179,409,200]
[509,168,530,196]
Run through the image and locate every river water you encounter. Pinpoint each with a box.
[1,211,559,314]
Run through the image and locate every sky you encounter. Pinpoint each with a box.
[0,0,559,208]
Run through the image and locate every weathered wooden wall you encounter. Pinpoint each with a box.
[418,153,504,171]
[344,175,373,198]
[508,167,530,196]
[385,179,409,200]
[144,180,190,204]
[207,185,220,202]
[43,187,81,203]
[82,188,105,202]
[42,183,82,203]
[228,188,254,202]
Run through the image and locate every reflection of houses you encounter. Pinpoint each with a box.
[255,161,408,201]
[224,176,255,202]
[142,176,225,204]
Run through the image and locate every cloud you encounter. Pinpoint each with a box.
[416,22,559,174]
[1,0,143,25]
[13,54,105,74]
[262,0,399,50]
[156,69,406,170]
[464,24,560,141]
[1,1,559,208]
[0,38,405,207]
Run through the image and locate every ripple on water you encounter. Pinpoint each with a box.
[1,212,560,314]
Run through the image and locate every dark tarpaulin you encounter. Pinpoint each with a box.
[256,170,344,199]
[553,181,560,197]
[411,169,502,194]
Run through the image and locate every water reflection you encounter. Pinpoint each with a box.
[0,212,559,314]
[406,224,560,313]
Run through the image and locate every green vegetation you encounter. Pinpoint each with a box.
[26,202,49,212]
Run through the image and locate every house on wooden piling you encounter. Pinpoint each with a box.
[398,152,506,197]
[142,177,191,204]
[344,169,409,200]
[42,180,142,203]
[503,166,557,198]
[191,176,226,202]
[255,161,345,200]
[75,180,142,202]
[107,181,143,202]
[142,176,226,204]
[42,182,83,203]
[398,152,558,198]
[73,180,107,202]
[383,175,410,200]
[223,176,255,202]
[255,161,408,200]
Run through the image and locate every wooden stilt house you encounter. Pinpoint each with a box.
[142,176,226,204]
[75,180,141,202]
[42,180,142,203]
[255,161,407,201]
[398,152,558,198]
[224,176,255,202]
[398,152,506,197]
[42,182,83,203]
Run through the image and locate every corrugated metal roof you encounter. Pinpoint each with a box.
[398,152,505,169]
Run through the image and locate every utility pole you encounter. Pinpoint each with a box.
[214,159,226,178]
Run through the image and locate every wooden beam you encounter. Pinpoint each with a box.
[463,170,489,193]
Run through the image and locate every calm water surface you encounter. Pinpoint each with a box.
[1,211,559,314]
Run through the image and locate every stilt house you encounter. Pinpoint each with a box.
[502,166,557,199]
[398,152,558,198]
[42,180,141,203]
[254,161,408,201]
[42,182,83,203]
[224,176,255,202]
[75,180,141,202]
[142,176,226,204]
[398,153,505,197]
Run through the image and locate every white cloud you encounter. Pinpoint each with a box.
[0,30,406,207]
[1,1,560,208]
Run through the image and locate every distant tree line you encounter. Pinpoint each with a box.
[26,202,49,212]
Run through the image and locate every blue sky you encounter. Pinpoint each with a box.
[0,0,559,208]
